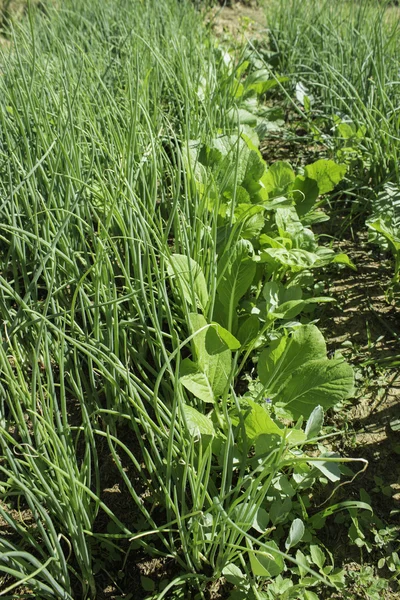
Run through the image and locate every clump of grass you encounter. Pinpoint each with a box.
[266,0,400,190]
[0,0,238,595]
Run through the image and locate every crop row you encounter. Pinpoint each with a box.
[0,1,370,598]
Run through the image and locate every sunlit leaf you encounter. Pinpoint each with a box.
[304,159,346,195]
[285,518,305,550]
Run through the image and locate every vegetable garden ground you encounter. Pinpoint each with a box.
[0,1,399,599]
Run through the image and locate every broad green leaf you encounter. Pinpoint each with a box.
[296,550,310,578]
[248,540,284,577]
[263,161,295,197]
[260,247,319,271]
[141,576,155,592]
[291,175,319,216]
[304,160,346,195]
[264,282,304,318]
[204,135,251,191]
[242,212,265,239]
[302,210,331,225]
[236,314,260,347]
[258,325,327,394]
[255,433,283,457]
[212,296,238,334]
[236,60,250,77]
[234,203,264,221]
[234,203,265,239]
[271,577,294,595]
[367,219,400,250]
[232,502,256,530]
[278,358,354,419]
[263,281,281,308]
[247,76,288,96]
[242,149,266,187]
[272,299,306,320]
[305,406,324,439]
[183,140,208,183]
[207,324,241,351]
[285,428,307,445]
[310,545,326,569]
[241,127,261,151]
[189,313,209,368]
[258,335,287,390]
[228,108,258,127]
[244,399,284,441]
[275,206,304,241]
[332,253,357,270]
[246,68,275,86]
[282,285,302,302]
[329,569,346,587]
[259,325,353,419]
[262,194,292,208]
[222,564,245,586]
[285,518,305,550]
[274,475,296,496]
[259,234,285,249]
[180,359,214,404]
[188,314,231,398]
[181,404,215,438]
[217,240,256,331]
[337,121,356,139]
[304,592,320,600]
[232,187,251,205]
[252,508,270,534]
[311,454,341,482]
[168,254,209,312]
[270,497,292,525]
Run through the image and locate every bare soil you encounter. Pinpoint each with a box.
[207,1,267,40]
